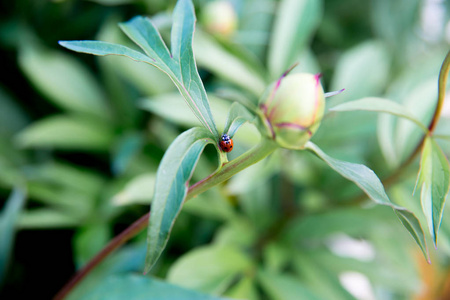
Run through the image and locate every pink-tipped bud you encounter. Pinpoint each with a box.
[259,73,325,149]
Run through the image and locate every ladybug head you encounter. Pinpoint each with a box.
[221,134,230,141]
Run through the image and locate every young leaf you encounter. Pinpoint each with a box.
[305,141,429,261]
[0,188,26,284]
[330,97,428,133]
[60,0,219,137]
[85,274,224,300]
[145,127,216,273]
[416,137,450,246]
[223,102,256,137]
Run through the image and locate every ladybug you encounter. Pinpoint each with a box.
[219,134,233,152]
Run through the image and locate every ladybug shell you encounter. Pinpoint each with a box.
[219,134,233,152]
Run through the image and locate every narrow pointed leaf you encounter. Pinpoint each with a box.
[417,137,450,246]
[170,0,218,136]
[330,97,428,133]
[145,127,216,273]
[395,210,430,263]
[223,102,256,137]
[118,17,177,74]
[0,188,26,284]
[60,0,219,137]
[58,40,156,65]
[305,141,429,261]
[118,1,218,136]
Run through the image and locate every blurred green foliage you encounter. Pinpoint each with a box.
[1,0,450,299]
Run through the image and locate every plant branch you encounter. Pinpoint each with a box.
[54,137,278,300]
[53,213,149,300]
[346,50,450,206]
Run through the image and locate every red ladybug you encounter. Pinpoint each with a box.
[219,134,233,152]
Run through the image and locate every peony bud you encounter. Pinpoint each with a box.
[259,73,325,149]
[201,0,237,38]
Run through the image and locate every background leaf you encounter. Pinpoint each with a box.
[16,115,115,151]
[329,41,390,103]
[258,270,322,300]
[194,30,266,96]
[145,127,216,273]
[0,188,26,285]
[268,0,323,78]
[167,245,252,295]
[20,39,109,119]
[84,274,223,300]
[119,1,219,136]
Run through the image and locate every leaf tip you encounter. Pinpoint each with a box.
[58,40,68,48]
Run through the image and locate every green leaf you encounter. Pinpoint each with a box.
[20,39,109,118]
[223,102,256,137]
[305,141,429,261]
[58,40,156,64]
[74,223,111,267]
[330,41,390,103]
[18,209,81,229]
[258,270,322,300]
[0,85,28,136]
[145,127,216,273]
[16,115,114,151]
[395,210,429,262]
[416,137,450,246]
[61,0,219,137]
[111,132,144,175]
[0,188,26,285]
[268,0,322,78]
[84,274,224,300]
[139,93,230,130]
[292,254,354,300]
[194,30,266,96]
[167,245,252,295]
[330,97,428,133]
[224,276,259,300]
[112,173,155,206]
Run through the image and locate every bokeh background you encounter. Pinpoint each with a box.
[1,0,450,299]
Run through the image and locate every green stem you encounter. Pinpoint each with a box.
[188,138,278,199]
[54,137,278,300]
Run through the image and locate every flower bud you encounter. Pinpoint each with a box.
[259,73,325,149]
[201,0,237,38]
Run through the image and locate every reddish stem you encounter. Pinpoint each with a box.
[53,213,149,300]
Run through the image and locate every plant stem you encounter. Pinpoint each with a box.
[346,50,450,206]
[54,138,278,300]
[53,213,149,300]
[187,138,278,199]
